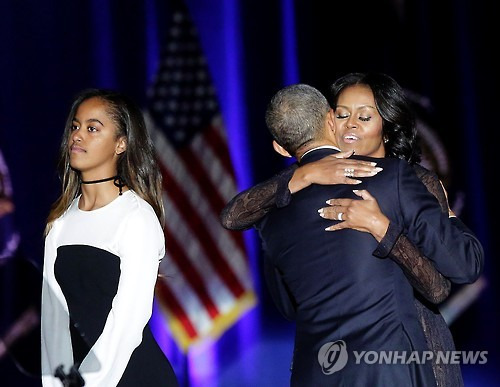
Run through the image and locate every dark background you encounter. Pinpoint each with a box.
[0,0,497,385]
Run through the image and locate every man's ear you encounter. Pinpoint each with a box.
[115,136,127,155]
[327,109,336,135]
[272,140,292,158]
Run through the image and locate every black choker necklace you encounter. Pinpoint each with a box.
[81,175,125,195]
[81,176,116,184]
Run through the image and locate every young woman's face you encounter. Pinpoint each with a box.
[68,97,125,177]
[334,84,386,158]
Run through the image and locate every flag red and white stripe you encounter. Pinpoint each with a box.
[145,5,255,351]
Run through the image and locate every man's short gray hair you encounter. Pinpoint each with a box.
[265,84,330,155]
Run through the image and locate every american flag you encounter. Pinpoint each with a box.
[144,4,256,351]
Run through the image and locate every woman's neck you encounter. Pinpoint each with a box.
[79,171,125,210]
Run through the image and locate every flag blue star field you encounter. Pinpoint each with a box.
[145,5,256,351]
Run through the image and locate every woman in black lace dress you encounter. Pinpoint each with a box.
[221,73,470,386]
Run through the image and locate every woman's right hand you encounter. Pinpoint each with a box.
[288,150,383,193]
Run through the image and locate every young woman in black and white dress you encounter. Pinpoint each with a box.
[41,89,178,386]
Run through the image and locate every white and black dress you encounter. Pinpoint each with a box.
[41,190,178,386]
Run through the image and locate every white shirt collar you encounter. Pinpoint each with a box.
[300,145,341,161]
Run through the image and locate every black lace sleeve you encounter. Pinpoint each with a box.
[378,164,452,304]
[389,234,451,303]
[220,164,298,230]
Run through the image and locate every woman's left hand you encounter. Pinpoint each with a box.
[318,189,390,242]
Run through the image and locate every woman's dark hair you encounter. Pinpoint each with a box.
[46,89,165,233]
[330,72,421,163]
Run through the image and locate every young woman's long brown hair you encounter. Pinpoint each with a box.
[46,89,165,234]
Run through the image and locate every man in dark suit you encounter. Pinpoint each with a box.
[255,84,483,386]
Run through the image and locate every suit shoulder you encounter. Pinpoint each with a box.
[374,159,427,187]
[374,157,408,171]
